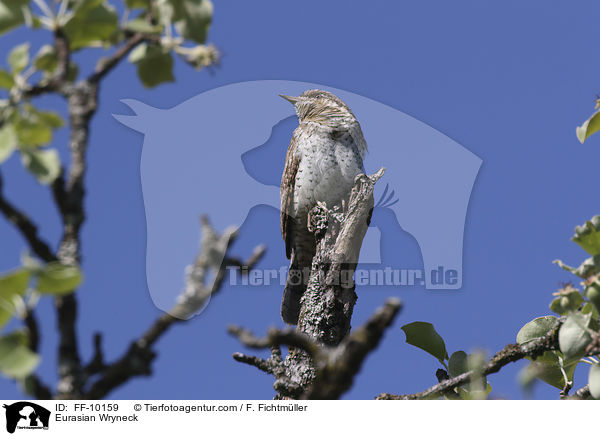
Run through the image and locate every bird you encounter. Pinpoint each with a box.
[280,90,368,324]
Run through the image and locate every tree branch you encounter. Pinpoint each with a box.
[0,170,57,263]
[230,298,401,399]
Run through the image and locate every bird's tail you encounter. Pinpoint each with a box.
[281,251,312,324]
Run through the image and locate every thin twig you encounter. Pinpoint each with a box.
[88,33,148,83]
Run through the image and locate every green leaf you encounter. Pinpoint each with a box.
[14,116,52,146]
[35,109,64,129]
[559,312,594,363]
[522,360,576,390]
[0,331,40,378]
[0,269,30,329]
[0,69,14,89]
[21,149,61,185]
[63,0,119,50]
[549,285,584,315]
[129,43,175,88]
[8,42,29,74]
[13,106,64,147]
[0,269,30,296]
[577,109,600,143]
[589,364,600,399]
[0,0,30,36]
[172,0,213,44]
[124,17,162,34]
[401,321,448,363]
[0,124,18,164]
[33,45,59,73]
[516,316,557,344]
[36,262,83,295]
[448,351,489,397]
[516,317,563,365]
[448,351,468,377]
[14,117,52,147]
[572,216,600,256]
[581,302,600,321]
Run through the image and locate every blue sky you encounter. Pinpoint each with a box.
[1,1,600,399]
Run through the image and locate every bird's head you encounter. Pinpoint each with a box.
[280,89,357,126]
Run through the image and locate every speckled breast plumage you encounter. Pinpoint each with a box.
[291,121,365,226]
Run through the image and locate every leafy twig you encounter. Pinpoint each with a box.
[376,319,563,400]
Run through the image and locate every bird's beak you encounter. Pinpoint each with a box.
[279,94,299,105]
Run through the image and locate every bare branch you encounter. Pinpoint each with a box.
[84,217,265,399]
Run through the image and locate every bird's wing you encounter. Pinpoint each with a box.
[281,130,301,259]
